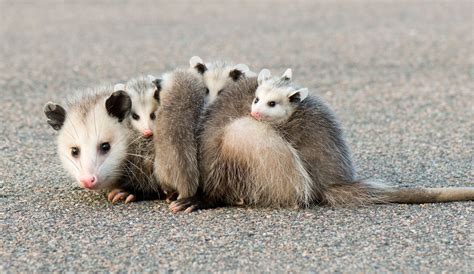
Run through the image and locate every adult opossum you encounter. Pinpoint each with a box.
[170,70,474,212]
[44,85,163,203]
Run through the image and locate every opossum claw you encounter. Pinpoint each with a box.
[107,189,122,202]
[108,189,136,204]
[124,194,136,204]
[112,192,127,203]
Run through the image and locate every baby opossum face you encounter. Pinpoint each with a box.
[189,56,252,105]
[251,69,309,124]
[128,88,158,138]
[115,76,160,138]
[44,91,132,190]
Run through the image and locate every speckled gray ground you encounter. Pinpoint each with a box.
[1,1,473,272]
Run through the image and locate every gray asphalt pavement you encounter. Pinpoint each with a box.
[1,1,473,272]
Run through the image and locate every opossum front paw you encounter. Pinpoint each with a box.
[169,197,202,213]
[107,189,136,204]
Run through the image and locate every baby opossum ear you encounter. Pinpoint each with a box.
[105,90,132,122]
[288,88,309,103]
[44,102,66,131]
[152,78,162,102]
[189,56,207,74]
[257,69,272,85]
[229,64,250,81]
[114,83,126,91]
[281,68,292,81]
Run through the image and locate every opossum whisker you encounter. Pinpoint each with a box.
[126,159,155,186]
[127,135,145,147]
[124,153,149,159]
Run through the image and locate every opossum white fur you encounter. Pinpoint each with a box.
[114,75,160,138]
[189,56,256,106]
[44,86,162,202]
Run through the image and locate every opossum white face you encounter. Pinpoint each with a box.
[115,76,160,138]
[44,91,132,190]
[251,69,309,123]
[189,56,252,105]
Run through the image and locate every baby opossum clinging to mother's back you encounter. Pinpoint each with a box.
[170,68,474,212]
[44,85,163,203]
[189,56,255,106]
[114,75,160,138]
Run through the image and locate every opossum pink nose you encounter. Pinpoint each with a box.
[143,129,153,138]
[80,175,97,189]
[251,111,261,120]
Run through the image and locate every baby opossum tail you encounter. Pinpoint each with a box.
[323,180,474,206]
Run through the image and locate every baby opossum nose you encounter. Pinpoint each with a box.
[79,175,97,189]
[143,129,153,138]
[251,111,262,120]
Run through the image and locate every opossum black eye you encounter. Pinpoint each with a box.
[217,89,223,95]
[254,97,259,104]
[132,112,140,120]
[150,112,156,120]
[268,101,276,107]
[100,142,111,153]
[71,147,80,158]
[205,88,210,95]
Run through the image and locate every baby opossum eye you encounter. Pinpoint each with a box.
[268,101,276,107]
[217,89,223,95]
[254,97,259,104]
[205,88,210,95]
[71,147,80,158]
[150,112,156,120]
[100,142,111,153]
[132,112,140,120]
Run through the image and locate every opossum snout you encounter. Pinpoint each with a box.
[251,111,262,120]
[79,175,98,189]
[143,129,153,138]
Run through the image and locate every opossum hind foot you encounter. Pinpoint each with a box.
[169,196,219,213]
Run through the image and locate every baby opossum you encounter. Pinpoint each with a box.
[250,69,308,123]
[153,69,207,202]
[189,56,255,106]
[44,85,162,203]
[170,71,474,212]
[114,75,160,138]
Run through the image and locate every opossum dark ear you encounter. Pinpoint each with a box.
[288,88,309,103]
[281,68,292,81]
[152,79,162,102]
[44,102,66,131]
[105,90,132,122]
[229,69,242,81]
[189,56,207,74]
[229,64,249,81]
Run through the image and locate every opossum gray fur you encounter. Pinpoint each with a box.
[153,69,207,200]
